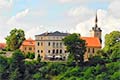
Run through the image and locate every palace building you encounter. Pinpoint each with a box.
[35,13,102,61]
[35,31,69,61]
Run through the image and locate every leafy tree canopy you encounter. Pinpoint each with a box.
[103,31,120,60]
[5,28,25,51]
[63,33,86,65]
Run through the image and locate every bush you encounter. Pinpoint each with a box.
[0,51,6,54]
[25,52,35,59]
[111,71,120,80]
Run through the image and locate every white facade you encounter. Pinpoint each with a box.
[35,31,69,61]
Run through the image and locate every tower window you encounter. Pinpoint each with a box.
[92,48,95,53]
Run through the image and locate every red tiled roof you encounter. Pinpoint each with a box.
[22,38,35,46]
[81,37,101,48]
[0,43,6,49]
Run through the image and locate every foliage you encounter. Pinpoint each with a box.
[111,71,120,80]
[0,31,119,80]
[5,28,25,51]
[25,52,35,59]
[0,53,120,80]
[0,51,6,54]
[103,31,120,60]
[63,33,86,65]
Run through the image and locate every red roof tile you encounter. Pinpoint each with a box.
[0,43,6,49]
[81,37,101,48]
[22,38,35,46]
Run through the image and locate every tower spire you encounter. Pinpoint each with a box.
[95,11,98,28]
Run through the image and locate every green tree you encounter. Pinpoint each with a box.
[9,50,25,80]
[5,28,25,51]
[0,55,9,79]
[103,31,120,60]
[63,33,86,65]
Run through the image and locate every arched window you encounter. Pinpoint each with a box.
[56,49,58,54]
[65,50,67,53]
[60,49,62,54]
[41,50,43,53]
[60,43,62,48]
[37,42,40,46]
[53,42,55,48]
[56,43,58,48]
[37,50,39,53]
[38,54,40,58]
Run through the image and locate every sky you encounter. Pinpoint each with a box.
[0,0,120,46]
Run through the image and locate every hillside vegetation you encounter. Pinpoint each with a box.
[0,31,119,80]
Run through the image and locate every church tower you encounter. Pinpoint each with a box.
[90,12,102,43]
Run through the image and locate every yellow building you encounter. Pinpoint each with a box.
[20,38,35,54]
[81,37,101,61]
[82,13,102,61]
[35,31,69,61]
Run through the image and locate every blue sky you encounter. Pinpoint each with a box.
[0,0,120,43]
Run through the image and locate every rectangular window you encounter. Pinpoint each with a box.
[48,50,50,53]
[41,37,43,40]
[48,42,50,46]
[24,47,26,50]
[29,47,32,50]
[41,42,43,46]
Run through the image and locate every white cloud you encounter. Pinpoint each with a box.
[7,9,30,26]
[58,0,112,4]
[68,6,94,20]
[59,0,74,3]
[70,9,120,47]
[108,0,120,18]
[0,0,13,9]
[25,26,46,39]
[69,18,94,36]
